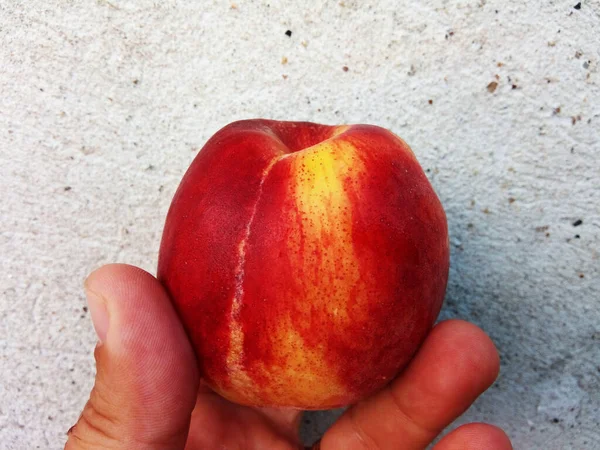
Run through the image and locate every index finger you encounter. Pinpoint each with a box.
[319,320,501,450]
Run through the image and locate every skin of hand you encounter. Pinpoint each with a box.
[65,264,512,450]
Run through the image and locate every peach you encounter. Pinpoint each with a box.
[158,120,449,409]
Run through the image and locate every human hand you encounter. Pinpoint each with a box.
[65,264,512,450]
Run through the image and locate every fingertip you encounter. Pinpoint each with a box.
[84,263,159,297]
[84,263,198,371]
[83,264,160,344]
[84,264,185,351]
[434,423,512,450]
[84,264,174,353]
[426,319,500,389]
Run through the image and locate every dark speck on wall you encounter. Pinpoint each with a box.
[428,99,433,105]
[64,186,72,191]
[342,66,349,72]
[285,30,292,37]
[573,219,583,227]
[133,79,139,85]
[574,2,581,9]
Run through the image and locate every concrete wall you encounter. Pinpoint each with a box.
[1,1,598,448]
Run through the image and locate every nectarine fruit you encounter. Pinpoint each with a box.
[158,120,449,409]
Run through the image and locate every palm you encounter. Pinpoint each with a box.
[186,387,302,449]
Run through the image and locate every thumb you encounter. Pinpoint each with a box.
[66,264,199,450]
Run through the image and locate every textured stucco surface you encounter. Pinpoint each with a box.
[1,1,599,448]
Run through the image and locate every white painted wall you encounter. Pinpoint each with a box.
[1,1,598,448]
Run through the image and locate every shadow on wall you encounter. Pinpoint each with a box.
[300,408,345,446]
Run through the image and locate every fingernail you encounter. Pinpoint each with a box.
[85,287,109,343]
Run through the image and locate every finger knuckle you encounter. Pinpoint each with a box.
[64,391,121,449]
